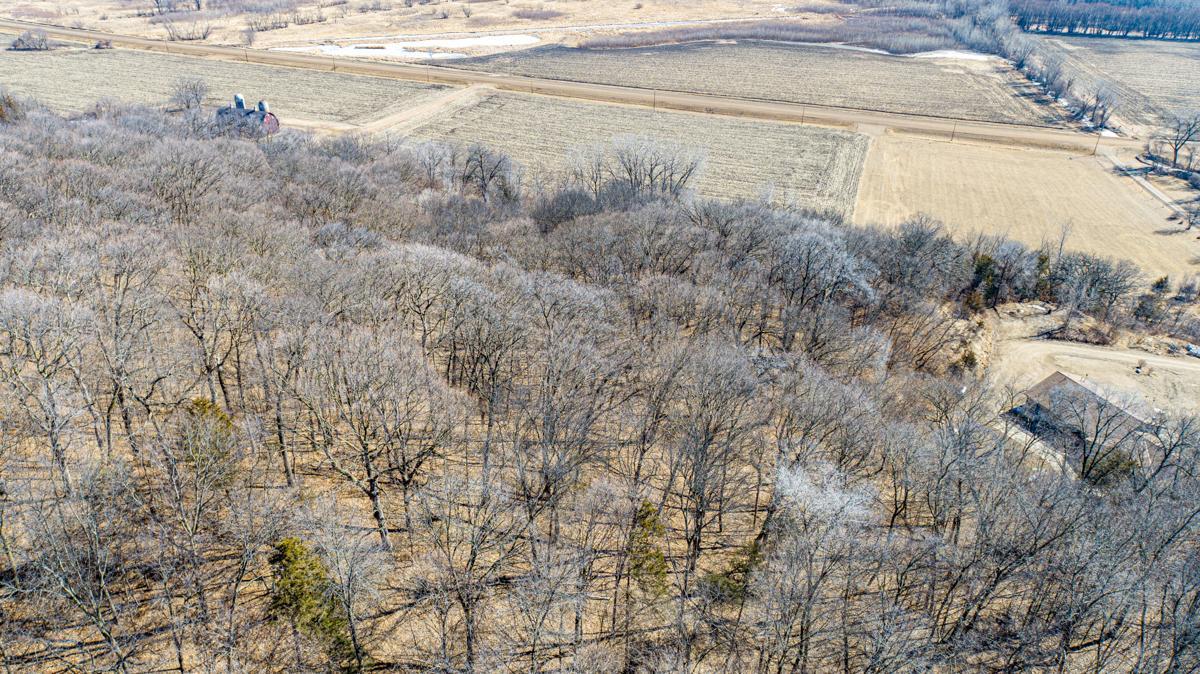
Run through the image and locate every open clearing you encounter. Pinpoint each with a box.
[1039,35,1200,130]
[0,19,1136,154]
[853,134,1200,278]
[1,0,834,51]
[0,39,447,123]
[408,90,869,213]
[994,339,1200,416]
[985,305,1200,416]
[456,41,1058,126]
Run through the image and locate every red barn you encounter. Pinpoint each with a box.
[215,94,280,135]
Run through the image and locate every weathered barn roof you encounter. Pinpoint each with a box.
[215,94,280,134]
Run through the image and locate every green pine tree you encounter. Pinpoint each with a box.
[268,537,358,672]
[629,501,669,599]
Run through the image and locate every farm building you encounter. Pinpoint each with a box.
[1012,371,1146,482]
[215,94,280,134]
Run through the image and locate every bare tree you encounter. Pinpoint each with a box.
[147,399,244,644]
[415,473,529,672]
[300,327,459,550]
[1184,200,1200,231]
[461,143,519,203]
[661,338,762,667]
[0,289,91,492]
[1160,112,1200,168]
[8,30,49,51]
[606,136,705,198]
[310,501,389,673]
[22,462,146,673]
[169,77,209,111]
[750,463,873,674]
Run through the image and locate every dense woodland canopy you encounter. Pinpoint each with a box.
[0,96,1198,673]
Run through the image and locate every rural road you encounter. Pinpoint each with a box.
[992,337,1200,415]
[0,18,1142,154]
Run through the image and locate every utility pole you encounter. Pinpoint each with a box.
[950,121,958,143]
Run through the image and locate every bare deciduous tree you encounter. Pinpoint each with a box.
[169,77,209,111]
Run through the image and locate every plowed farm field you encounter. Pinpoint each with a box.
[1039,35,1200,129]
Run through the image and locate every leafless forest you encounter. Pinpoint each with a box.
[0,94,1198,674]
[1014,0,1200,40]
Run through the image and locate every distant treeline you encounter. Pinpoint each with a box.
[1014,0,1200,39]
[579,16,963,54]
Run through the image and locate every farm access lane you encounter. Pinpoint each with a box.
[0,18,1140,154]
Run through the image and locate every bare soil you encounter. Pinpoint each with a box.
[853,133,1200,278]
[983,304,1200,416]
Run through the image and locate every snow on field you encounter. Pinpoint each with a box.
[276,44,468,59]
[909,49,995,61]
[789,41,891,55]
[275,35,541,60]
[375,35,541,49]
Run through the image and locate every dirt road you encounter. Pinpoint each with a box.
[986,306,1200,415]
[0,18,1140,154]
[993,339,1200,415]
[357,84,492,134]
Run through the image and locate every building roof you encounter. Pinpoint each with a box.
[216,106,279,131]
[215,95,280,134]
[1023,371,1145,429]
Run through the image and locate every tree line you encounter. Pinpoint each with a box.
[1013,0,1200,40]
[0,93,1198,672]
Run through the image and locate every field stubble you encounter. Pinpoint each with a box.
[0,40,448,123]
[1039,35,1200,130]
[455,41,1060,126]
[409,90,870,213]
[854,133,1199,278]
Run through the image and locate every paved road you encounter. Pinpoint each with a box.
[0,18,1143,153]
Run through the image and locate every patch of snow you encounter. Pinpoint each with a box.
[1100,129,1119,137]
[387,34,540,49]
[273,34,540,60]
[784,41,892,55]
[908,49,994,61]
[275,44,469,59]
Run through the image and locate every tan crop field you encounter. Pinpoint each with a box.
[456,42,1060,125]
[1,0,836,50]
[853,134,1200,278]
[409,90,870,213]
[1040,35,1200,129]
[0,40,448,123]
